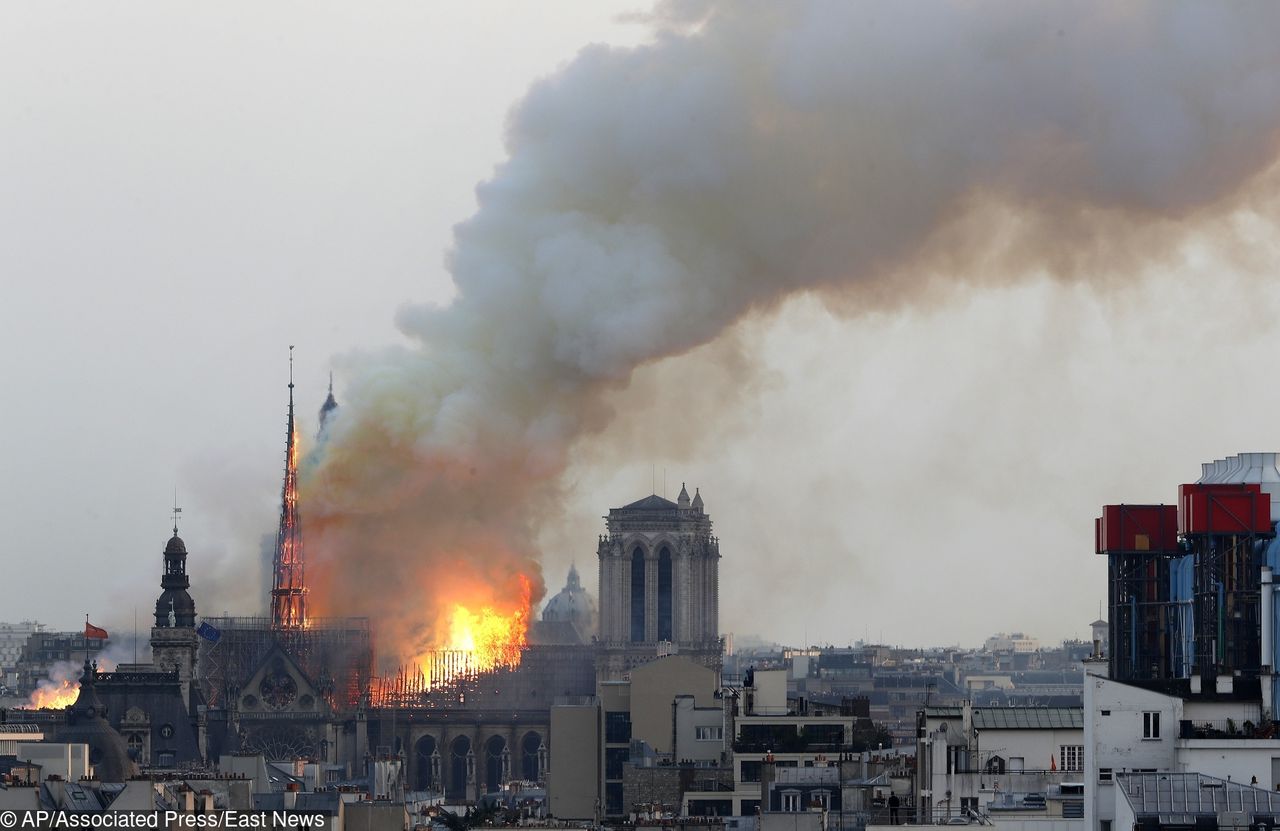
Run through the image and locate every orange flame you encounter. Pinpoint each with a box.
[19,658,117,710]
[412,574,531,689]
[24,678,79,710]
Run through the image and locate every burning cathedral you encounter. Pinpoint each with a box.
[38,361,721,801]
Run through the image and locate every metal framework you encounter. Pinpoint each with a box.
[198,616,372,710]
[1109,551,1183,681]
[369,649,520,708]
[1190,533,1266,676]
[1108,533,1271,681]
[271,350,307,630]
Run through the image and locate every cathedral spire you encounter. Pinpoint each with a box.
[318,369,338,437]
[271,346,307,629]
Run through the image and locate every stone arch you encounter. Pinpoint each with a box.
[483,734,507,794]
[448,735,472,800]
[630,546,646,642]
[414,735,439,792]
[520,731,543,782]
[657,545,673,641]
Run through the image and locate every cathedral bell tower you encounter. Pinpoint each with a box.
[152,525,199,711]
[596,485,722,680]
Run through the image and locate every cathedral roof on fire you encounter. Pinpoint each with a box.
[541,565,597,629]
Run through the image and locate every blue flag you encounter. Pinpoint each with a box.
[197,621,221,643]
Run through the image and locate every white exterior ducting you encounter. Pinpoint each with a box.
[1256,452,1280,519]
[1262,567,1274,671]
[1201,452,1280,518]
[1205,458,1229,483]
[1263,566,1274,718]
[1224,455,1247,482]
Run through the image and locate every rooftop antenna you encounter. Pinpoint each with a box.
[651,464,655,495]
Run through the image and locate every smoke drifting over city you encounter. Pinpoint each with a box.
[302,0,1280,662]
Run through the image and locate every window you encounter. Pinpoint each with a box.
[606,782,624,816]
[811,790,830,810]
[782,791,801,812]
[1143,711,1161,739]
[605,711,631,744]
[1099,767,1113,783]
[606,747,628,781]
[1060,745,1084,772]
[696,726,724,741]
[1101,710,1111,716]
[1101,822,1112,831]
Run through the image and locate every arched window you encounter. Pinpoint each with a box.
[415,736,437,791]
[658,546,673,641]
[448,736,471,800]
[484,735,506,794]
[521,732,542,782]
[630,547,646,642]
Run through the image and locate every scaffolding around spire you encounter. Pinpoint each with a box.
[271,346,307,629]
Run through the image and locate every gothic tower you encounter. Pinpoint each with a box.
[271,349,307,629]
[596,484,721,680]
[152,527,199,709]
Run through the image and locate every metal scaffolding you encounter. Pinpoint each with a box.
[198,616,373,710]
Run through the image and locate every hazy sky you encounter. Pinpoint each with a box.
[4,2,1280,651]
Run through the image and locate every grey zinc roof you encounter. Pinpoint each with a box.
[1118,772,1280,819]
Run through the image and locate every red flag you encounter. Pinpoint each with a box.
[1050,754,1057,772]
[85,618,108,640]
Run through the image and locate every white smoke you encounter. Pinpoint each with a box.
[304,1,1280,659]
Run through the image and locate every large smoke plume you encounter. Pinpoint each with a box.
[303,0,1280,661]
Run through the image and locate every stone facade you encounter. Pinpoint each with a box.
[597,487,722,680]
[623,764,734,816]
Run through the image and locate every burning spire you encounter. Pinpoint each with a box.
[271,346,307,629]
[317,370,337,439]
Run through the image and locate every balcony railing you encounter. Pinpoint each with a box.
[1178,718,1275,740]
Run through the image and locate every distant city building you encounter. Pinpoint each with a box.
[13,629,107,695]
[916,703,1085,823]
[984,632,1041,654]
[1085,452,1280,829]
[0,621,44,689]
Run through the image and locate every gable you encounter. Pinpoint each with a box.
[238,647,327,716]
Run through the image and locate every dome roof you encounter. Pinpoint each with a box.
[60,661,138,782]
[164,533,187,556]
[542,565,597,629]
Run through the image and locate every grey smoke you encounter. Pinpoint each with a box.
[304,1,1280,659]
